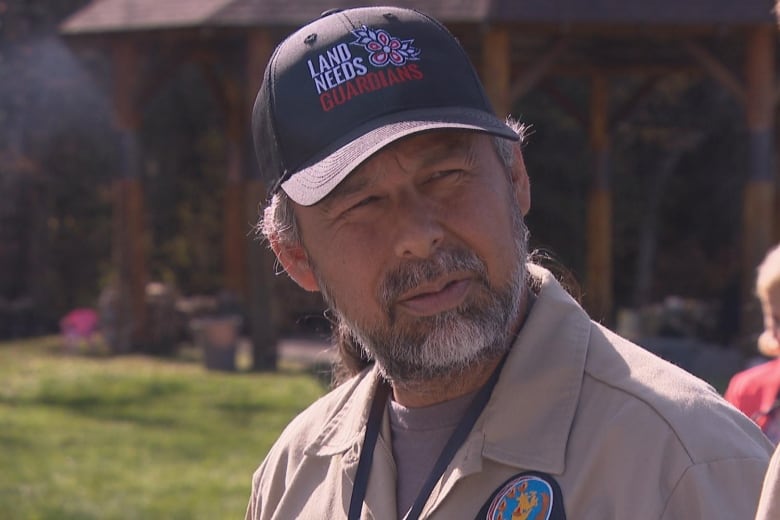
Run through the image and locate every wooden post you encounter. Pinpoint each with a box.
[224,77,247,299]
[742,24,776,332]
[110,40,148,352]
[585,73,613,323]
[482,26,511,117]
[245,29,279,370]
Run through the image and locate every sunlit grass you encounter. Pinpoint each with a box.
[0,336,327,519]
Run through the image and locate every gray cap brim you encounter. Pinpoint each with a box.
[280,107,518,206]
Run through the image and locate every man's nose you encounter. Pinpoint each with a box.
[392,192,444,260]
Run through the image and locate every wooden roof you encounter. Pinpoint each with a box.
[491,0,778,25]
[62,0,779,35]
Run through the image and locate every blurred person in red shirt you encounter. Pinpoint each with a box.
[725,244,780,443]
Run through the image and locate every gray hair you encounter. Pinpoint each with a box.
[256,118,526,248]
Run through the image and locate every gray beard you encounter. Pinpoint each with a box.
[315,214,529,386]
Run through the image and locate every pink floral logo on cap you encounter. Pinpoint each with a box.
[351,26,420,67]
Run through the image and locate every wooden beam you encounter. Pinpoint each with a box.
[742,24,776,334]
[223,73,247,299]
[585,73,613,323]
[745,25,776,132]
[110,40,148,352]
[509,38,568,104]
[540,80,588,129]
[224,176,246,298]
[742,181,775,334]
[112,41,142,129]
[244,29,279,371]
[609,76,661,130]
[482,26,511,116]
[223,176,247,296]
[683,40,745,104]
[589,75,610,168]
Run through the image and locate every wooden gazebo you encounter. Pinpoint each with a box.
[61,0,780,368]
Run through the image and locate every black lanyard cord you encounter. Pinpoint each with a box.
[347,353,509,520]
[348,381,391,519]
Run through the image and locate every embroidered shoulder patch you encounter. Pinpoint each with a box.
[476,472,566,520]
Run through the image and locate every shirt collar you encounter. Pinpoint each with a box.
[479,264,589,474]
[305,367,381,457]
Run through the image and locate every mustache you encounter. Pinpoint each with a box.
[378,247,489,309]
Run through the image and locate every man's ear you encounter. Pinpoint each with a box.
[269,236,320,292]
[509,144,531,216]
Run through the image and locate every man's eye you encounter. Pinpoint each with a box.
[428,169,463,182]
[346,196,380,213]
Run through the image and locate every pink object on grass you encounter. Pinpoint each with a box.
[60,308,99,338]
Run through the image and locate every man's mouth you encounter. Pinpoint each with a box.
[396,277,473,317]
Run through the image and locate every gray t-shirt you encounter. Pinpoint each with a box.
[388,390,477,518]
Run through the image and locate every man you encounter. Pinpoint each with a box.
[246,6,772,519]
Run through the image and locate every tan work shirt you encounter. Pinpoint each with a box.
[246,265,772,519]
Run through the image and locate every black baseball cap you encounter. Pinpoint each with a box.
[252,6,519,206]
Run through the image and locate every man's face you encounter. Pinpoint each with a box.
[290,130,530,384]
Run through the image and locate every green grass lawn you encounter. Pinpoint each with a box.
[0,336,327,520]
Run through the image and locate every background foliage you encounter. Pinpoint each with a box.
[0,0,752,346]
